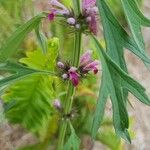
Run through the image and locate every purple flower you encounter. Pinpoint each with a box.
[80,50,99,74]
[68,67,80,87]
[82,0,98,35]
[56,51,99,87]
[83,0,96,9]
[80,50,92,66]
[57,61,65,69]
[67,17,76,25]
[83,60,99,74]
[62,73,68,80]
[48,12,55,21]
[48,0,98,35]
[88,14,97,35]
[48,0,69,21]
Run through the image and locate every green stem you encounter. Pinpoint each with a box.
[72,0,81,16]
[56,1,81,149]
[57,31,82,150]
[72,32,82,67]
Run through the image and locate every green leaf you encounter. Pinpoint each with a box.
[0,12,48,62]
[97,0,129,105]
[63,123,80,150]
[1,38,59,132]
[20,38,59,71]
[120,0,150,66]
[94,2,150,142]
[91,36,150,142]
[0,61,54,89]
[96,0,150,66]
[2,74,54,132]
[35,25,48,54]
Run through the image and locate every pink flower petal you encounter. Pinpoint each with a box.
[49,0,69,15]
[88,14,97,35]
[83,0,96,9]
[83,60,99,73]
[48,12,55,21]
[82,0,98,35]
[69,72,79,86]
[68,67,80,87]
[80,50,92,66]
[54,9,69,15]
[50,0,67,10]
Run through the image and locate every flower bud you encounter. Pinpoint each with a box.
[53,99,61,109]
[49,0,69,15]
[86,16,92,22]
[50,0,67,11]
[67,17,76,25]
[62,73,68,79]
[57,61,65,69]
[75,24,80,29]
[69,67,77,72]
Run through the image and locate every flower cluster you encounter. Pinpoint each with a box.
[48,0,98,35]
[57,51,99,87]
[82,0,98,35]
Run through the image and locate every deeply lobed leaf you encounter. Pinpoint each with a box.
[92,36,150,142]
[92,0,150,142]
[2,38,59,133]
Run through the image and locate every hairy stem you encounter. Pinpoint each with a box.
[72,0,81,16]
[57,31,82,150]
[56,1,81,149]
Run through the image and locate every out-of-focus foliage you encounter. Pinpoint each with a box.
[0,12,47,62]
[107,0,143,25]
[0,0,34,46]
[2,38,58,134]
[97,119,123,150]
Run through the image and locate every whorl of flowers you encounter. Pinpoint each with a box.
[48,0,98,35]
[57,50,99,87]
